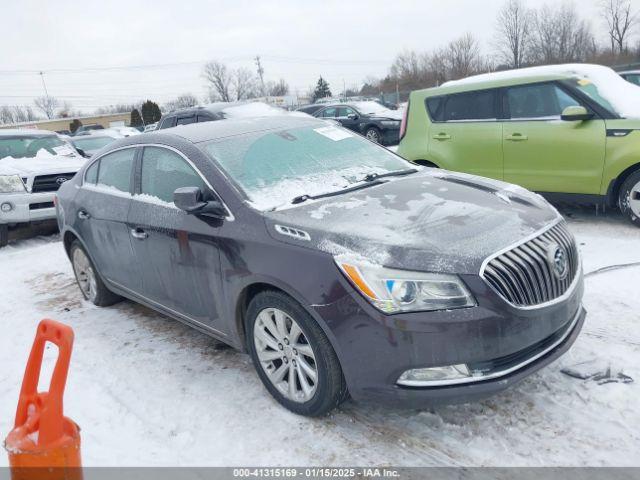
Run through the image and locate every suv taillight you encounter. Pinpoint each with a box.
[399,100,410,141]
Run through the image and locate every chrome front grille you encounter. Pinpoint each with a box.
[482,221,579,307]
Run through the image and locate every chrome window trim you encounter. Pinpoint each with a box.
[397,304,583,388]
[83,143,235,221]
[479,217,582,311]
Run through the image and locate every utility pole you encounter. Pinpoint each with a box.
[255,56,266,97]
[39,71,49,98]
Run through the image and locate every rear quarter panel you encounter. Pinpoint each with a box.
[397,91,432,163]
[601,119,640,195]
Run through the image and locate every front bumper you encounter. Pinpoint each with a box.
[0,191,57,225]
[314,272,585,407]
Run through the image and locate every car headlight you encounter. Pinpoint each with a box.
[380,120,400,126]
[336,261,476,313]
[0,175,26,193]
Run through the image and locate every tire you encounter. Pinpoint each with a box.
[0,225,8,248]
[364,126,382,144]
[69,240,121,306]
[618,170,640,227]
[246,290,348,416]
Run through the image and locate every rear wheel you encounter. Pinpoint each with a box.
[246,290,348,416]
[0,225,8,248]
[618,170,640,227]
[365,126,382,144]
[70,240,121,306]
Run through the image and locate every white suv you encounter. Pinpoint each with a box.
[0,129,86,247]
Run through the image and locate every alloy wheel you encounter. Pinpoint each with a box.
[253,307,318,403]
[72,248,97,302]
[366,129,380,143]
[629,180,640,218]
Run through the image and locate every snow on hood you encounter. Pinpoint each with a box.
[264,170,560,274]
[444,63,640,118]
[222,102,286,118]
[0,149,85,176]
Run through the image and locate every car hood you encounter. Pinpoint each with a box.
[0,154,85,176]
[263,170,560,274]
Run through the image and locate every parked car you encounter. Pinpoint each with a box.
[143,122,158,133]
[302,101,402,145]
[0,129,85,247]
[56,116,584,416]
[398,64,640,227]
[68,132,122,158]
[619,70,640,85]
[107,126,141,137]
[73,124,104,135]
[156,101,284,130]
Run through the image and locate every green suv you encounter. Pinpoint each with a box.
[397,64,640,226]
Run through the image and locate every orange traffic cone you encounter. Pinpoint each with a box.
[4,319,82,480]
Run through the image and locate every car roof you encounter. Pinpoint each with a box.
[115,115,326,146]
[0,129,56,137]
[416,73,570,97]
[162,101,248,117]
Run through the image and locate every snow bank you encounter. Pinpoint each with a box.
[445,63,640,118]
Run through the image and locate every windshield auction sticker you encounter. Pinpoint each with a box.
[314,126,353,141]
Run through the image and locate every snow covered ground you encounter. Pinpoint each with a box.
[0,205,638,467]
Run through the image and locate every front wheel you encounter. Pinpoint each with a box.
[365,127,382,144]
[618,170,640,227]
[246,290,348,416]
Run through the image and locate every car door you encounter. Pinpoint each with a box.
[426,89,504,180]
[316,107,337,121]
[126,145,227,334]
[73,147,140,288]
[336,106,360,132]
[502,82,606,194]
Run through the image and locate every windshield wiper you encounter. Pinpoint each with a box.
[291,179,385,205]
[361,168,418,183]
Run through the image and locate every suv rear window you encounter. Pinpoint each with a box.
[427,90,497,122]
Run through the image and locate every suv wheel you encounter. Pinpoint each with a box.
[70,240,121,306]
[365,127,382,144]
[618,170,640,227]
[246,290,348,416]
[0,225,8,248]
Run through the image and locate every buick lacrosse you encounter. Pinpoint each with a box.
[56,115,585,416]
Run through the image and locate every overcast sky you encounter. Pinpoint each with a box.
[0,0,633,113]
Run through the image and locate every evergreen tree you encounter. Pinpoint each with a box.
[69,119,82,133]
[312,76,332,102]
[141,100,162,124]
[130,109,143,127]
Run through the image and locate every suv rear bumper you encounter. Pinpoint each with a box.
[0,192,57,225]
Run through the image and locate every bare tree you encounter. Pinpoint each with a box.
[203,61,232,102]
[233,67,258,100]
[602,0,637,54]
[34,96,59,119]
[164,93,199,112]
[530,3,596,64]
[0,105,39,125]
[442,33,484,80]
[495,0,532,68]
[267,79,290,96]
[94,103,139,115]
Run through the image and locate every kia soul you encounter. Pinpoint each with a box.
[398,63,640,227]
[56,115,585,416]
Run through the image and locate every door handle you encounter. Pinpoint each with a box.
[506,133,528,141]
[433,133,451,140]
[77,210,90,220]
[130,228,148,240]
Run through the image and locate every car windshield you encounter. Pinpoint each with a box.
[0,135,71,160]
[203,125,410,210]
[348,101,394,116]
[567,77,618,115]
[71,136,116,151]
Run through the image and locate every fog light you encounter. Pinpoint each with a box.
[1,202,13,212]
[397,364,471,386]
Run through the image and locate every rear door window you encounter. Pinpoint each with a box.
[319,107,337,118]
[96,148,136,193]
[442,90,497,121]
[506,83,580,119]
[176,115,196,126]
[84,160,99,184]
[139,147,207,204]
[160,117,176,129]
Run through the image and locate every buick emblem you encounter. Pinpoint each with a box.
[547,243,569,280]
[56,177,68,185]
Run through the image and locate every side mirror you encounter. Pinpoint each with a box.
[561,105,593,121]
[347,113,358,120]
[173,186,227,218]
